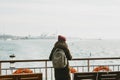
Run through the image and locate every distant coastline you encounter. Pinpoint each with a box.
[0,34,104,40]
[0,34,56,40]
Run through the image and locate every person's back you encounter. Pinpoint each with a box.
[49,35,72,80]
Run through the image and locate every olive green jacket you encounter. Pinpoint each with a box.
[49,41,72,60]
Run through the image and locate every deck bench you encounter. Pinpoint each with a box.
[73,72,97,80]
[0,73,42,80]
[98,71,120,80]
[73,71,120,80]
[0,75,15,80]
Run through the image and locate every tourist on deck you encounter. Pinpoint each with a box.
[49,35,72,80]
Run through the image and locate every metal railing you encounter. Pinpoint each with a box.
[0,57,120,80]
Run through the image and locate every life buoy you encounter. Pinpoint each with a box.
[70,67,77,73]
[13,68,33,74]
[93,66,111,72]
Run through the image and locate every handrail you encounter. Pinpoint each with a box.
[0,57,120,63]
[72,57,120,60]
[0,59,48,63]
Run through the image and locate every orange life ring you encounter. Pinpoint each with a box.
[70,67,77,73]
[93,66,111,72]
[13,68,33,74]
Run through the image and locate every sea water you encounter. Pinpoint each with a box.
[0,39,120,65]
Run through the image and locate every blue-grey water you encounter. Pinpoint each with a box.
[0,39,120,60]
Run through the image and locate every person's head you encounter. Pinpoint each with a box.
[58,35,66,42]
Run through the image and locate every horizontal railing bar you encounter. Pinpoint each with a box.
[1,67,46,70]
[0,59,48,63]
[72,57,120,60]
[1,64,120,70]
[0,57,120,63]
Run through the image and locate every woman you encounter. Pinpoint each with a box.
[49,35,72,80]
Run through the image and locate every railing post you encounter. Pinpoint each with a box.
[87,60,90,72]
[0,62,1,75]
[45,61,47,80]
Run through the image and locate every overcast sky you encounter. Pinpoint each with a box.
[0,0,120,39]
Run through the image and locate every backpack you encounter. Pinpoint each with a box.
[52,48,67,68]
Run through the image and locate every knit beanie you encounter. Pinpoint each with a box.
[58,35,66,41]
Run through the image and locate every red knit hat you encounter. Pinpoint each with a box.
[58,35,66,41]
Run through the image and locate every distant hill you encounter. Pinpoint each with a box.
[0,34,56,40]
